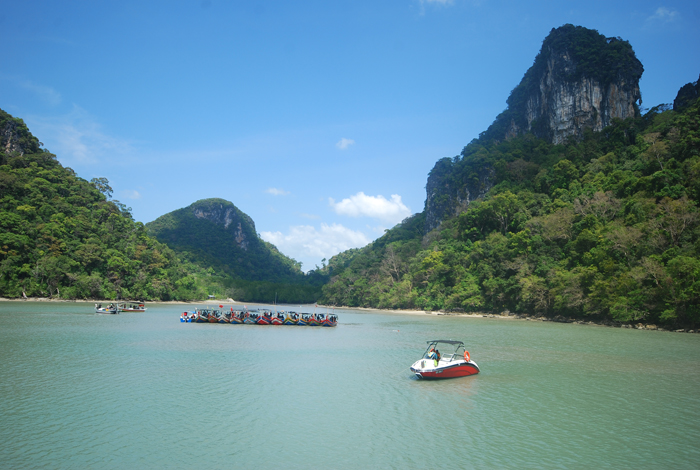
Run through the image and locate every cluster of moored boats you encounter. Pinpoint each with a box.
[180,308,338,327]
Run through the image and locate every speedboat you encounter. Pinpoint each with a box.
[410,340,479,379]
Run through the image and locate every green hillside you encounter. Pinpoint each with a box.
[0,110,325,303]
[0,109,206,301]
[319,92,700,329]
[146,198,326,303]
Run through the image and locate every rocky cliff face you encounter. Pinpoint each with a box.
[146,198,303,282]
[673,74,700,111]
[490,25,643,144]
[505,49,641,144]
[192,201,253,250]
[0,111,42,157]
[424,157,494,233]
[423,25,643,232]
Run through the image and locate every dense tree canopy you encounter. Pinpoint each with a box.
[319,97,700,329]
[0,109,323,303]
[0,110,207,300]
[146,198,326,304]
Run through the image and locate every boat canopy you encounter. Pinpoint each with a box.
[426,340,464,346]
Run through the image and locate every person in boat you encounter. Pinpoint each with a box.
[426,348,436,360]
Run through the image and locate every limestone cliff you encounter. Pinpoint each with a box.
[191,200,254,251]
[146,198,303,282]
[424,157,494,232]
[673,74,700,111]
[423,25,643,232]
[0,111,43,157]
[488,24,643,144]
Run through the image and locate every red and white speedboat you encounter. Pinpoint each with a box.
[410,340,479,379]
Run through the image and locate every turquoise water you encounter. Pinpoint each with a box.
[1,302,699,469]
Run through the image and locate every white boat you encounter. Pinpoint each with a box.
[95,303,118,314]
[410,340,480,379]
[117,301,146,312]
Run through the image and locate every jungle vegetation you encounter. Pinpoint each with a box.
[319,97,700,329]
[146,198,326,303]
[0,109,323,303]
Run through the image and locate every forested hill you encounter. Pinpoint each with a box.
[146,199,326,303]
[147,199,286,279]
[0,109,205,300]
[0,111,324,303]
[318,32,700,328]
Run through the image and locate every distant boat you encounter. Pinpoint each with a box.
[117,301,146,313]
[282,312,299,325]
[95,303,118,314]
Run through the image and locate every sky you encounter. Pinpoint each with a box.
[2,0,699,271]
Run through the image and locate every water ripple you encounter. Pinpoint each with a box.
[1,303,699,468]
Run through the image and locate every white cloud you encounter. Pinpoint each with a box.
[336,137,355,150]
[329,192,411,225]
[19,80,62,106]
[266,187,290,196]
[121,189,142,200]
[26,105,132,164]
[261,223,371,268]
[646,7,679,23]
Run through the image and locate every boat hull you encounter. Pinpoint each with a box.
[96,308,117,314]
[410,359,480,379]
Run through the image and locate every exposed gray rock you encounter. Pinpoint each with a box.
[507,50,641,144]
[424,157,494,232]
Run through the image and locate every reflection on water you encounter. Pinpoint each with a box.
[1,302,699,469]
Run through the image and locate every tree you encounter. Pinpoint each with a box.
[90,177,113,199]
[658,197,698,246]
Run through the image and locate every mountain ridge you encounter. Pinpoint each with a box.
[318,25,700,329]
[146,198,304,283]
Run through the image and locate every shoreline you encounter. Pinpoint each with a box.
[330,305,698,333]
[2,298,696,333]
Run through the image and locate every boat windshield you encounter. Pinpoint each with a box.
[423,340,466,361]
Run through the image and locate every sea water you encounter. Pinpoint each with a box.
[1,302,699,469]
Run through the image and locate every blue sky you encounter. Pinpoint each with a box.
[2,0,699,271]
